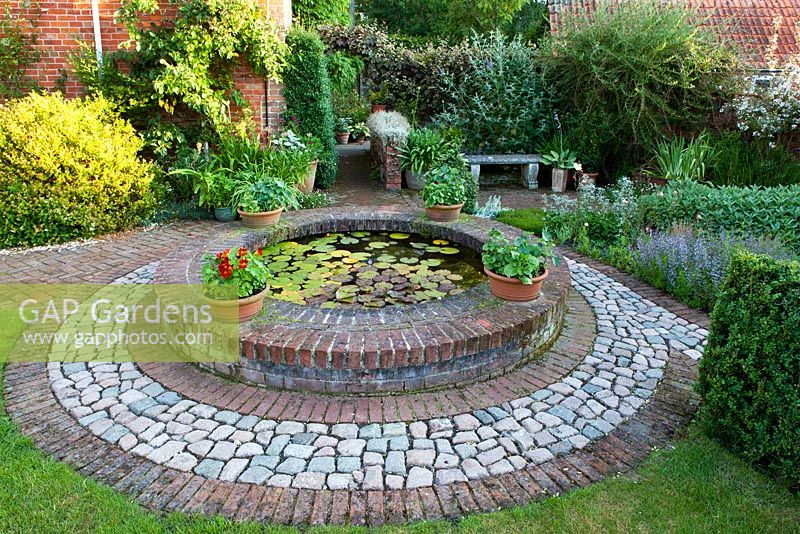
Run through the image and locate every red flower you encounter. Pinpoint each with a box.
[237,247,248,258]
[255,248,263,256]
[239,258,249,269]
[218,263,232,279]
[216,252,224,260]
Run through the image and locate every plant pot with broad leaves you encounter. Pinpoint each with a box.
[421,164,468,222]
[170,165,237,222]
[482,229,559,302]
[351,122,370,145]
[233,177,299,228]
[335,117,352,145]
[201,247,270,322]
[540,142,579,193]
[399,128,460,191]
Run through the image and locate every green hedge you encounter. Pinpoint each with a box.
[637,180,800,251]
[697,253,800,487]
[0,93,156,248]
[283,30,338,189]
[293,0,350,27]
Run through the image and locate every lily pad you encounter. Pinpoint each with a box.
[439,247,460,255]
[351,231,370,238]
[340,237,360,245]
[389,233,410,239]
[399,257,419,264]
[433,239,450,245]
[368,241,389,249]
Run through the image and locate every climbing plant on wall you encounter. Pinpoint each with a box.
[73,0,288,159]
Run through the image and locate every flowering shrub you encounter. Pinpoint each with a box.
[544,177,649,247]
[201,247,270,299]
[630,228,797,310]
[727,55,800,141]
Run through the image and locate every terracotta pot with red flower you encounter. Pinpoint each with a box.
[201,247,270,322]
[482,229,560,302]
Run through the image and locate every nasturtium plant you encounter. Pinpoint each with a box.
[482,229,559,284]
[202,247,270,299]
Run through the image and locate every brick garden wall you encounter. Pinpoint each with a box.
[7,0,291,132]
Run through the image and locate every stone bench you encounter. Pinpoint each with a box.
[464,154,541,189]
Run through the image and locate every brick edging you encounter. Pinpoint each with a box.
[138,290,595,422]
[2,348,700,526]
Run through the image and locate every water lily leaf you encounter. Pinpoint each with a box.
[356,270,378,280]
[411,242,428,249]
[399,257,419,264]
[446,274,464,281]
[351,231,370,238]
[373,262,392,270]
[425,246,442,253]
[389,233,410,239]
[341,257,360,264]
[421,259,442,267]
[375,281,393,290]
[376,254,397,262]
[268,261,290,271]
[433,239,450,245]
[339,237,360,245]
[368,241,389,249]
[313,245,336,253]
[330,249,351,257]
[350,252,372,261]
[439,247,460,255]
[272,255,293,262]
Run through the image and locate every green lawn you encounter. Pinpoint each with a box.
[1,366,799,533]
[496,208,546,234]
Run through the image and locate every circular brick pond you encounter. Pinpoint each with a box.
[155,208,570,393]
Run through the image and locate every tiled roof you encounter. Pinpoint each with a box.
[548,0,800,69]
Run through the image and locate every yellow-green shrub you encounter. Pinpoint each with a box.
[0,93,156,248]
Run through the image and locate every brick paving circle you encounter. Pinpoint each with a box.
[4,246,709,525]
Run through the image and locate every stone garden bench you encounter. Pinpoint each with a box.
[464,154,541,189]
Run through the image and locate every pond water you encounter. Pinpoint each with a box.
[262,231,484,308]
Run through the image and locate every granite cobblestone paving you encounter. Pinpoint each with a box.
[49,259,707,491]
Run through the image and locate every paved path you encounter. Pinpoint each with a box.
[1,148,709,526]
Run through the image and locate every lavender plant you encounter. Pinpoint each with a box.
[630,228,797,310]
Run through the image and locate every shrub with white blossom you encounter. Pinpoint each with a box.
[728,55,800,141]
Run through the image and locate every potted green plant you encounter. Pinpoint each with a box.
[335,117,352,145]
[421,164,468,222]
[201,247,270,322]
[399,128,456,190]
[540,147,579,193]
[233,177,299,227]
[368,86,390,113]
[351,122,370,144]
[272,128,321,193]
[171,166,237,222]
[482,229,560,302]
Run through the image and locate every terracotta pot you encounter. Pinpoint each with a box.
[237,207,282,228]
[298,160,318,194]
[335,132,350,144]
[405,170,425,190]
[426,203,464,222]
[213,207,236,222]
[551,168,570,192]
[371,104,388,113]
[206,286,269,323]
[484,267,548,302]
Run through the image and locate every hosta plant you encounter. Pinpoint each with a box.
[482,229,559,283]
[201,247,270,299]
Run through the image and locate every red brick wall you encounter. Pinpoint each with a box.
[8,0,290,131]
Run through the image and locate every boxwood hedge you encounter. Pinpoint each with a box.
[697,252,800,488]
